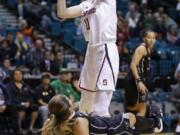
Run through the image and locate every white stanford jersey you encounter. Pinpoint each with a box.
[78,0,119,92]
[80,0,117,44]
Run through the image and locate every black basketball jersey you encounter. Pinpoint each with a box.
[68,112,132,135]
[136,45,150,80]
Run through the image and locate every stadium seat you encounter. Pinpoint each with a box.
[159,60,173,76]
[63,32,74,45]
[50,22,62,37]
[62,22,77,34]
[7,0,17,9]
[168,8,178,21]
[73,38,87,53]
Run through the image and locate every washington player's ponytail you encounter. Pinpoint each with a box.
[41,95,73,135]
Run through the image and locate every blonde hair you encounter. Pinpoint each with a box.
[41,95,74,135]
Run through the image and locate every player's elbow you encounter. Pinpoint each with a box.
[57,10,69,19]
[57,12,68,19]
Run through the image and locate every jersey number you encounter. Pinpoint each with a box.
[84,18,90,30]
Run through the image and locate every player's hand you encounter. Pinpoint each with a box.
[137,82,148,94]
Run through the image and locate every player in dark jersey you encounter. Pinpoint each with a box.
[41,95,163,135]
[124,30,163,133]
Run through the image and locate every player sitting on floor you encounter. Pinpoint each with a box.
[41,95,163,135]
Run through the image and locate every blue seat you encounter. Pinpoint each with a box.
[73,38,86,53]
[118,6,128,16]
[0,29,7,37]
[63,32,74,45]
[159,60,173,76]
[117,0,129,16]
[68,0,80,6]
[126,39,139,49]
[168,8,178,21]
[150,60,158,77]
[50,22,61,37]
[6,28,18,37]
[62,22,77,34]
[7,0,17,8]
[167,46,180,65]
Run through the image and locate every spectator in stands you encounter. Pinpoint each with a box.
[0,82,19,133]
[19,19,34,46]
[125,2,141,37]
[15,32,29,66]
[0,40,11,62]
[138,8,153,30]
[50,51,65,75]
[0,58,13,81]
[6,32,18,63]
[77,54,84,70]
[51,68,79,103]
[153,16,166,39]
[34,74,56,126]
[26,38,45,74]
[40,50,52,74]
[23,0,42,22]
[31,30,39,43]
[50,43,61,60]
[71,73,81,103]
[166,24,178,45]
[162,14,177,30]
[117,11,130,44]
[66,70,72,83]
[6,68,38,133]
[40,1,52,31]
[154,7,165,19]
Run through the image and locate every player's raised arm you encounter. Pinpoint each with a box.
[57,0,82,19]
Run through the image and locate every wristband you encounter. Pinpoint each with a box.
[135,78,142,84]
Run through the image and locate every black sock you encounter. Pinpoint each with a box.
[135,116,155,130]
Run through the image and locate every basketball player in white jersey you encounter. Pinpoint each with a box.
[57,0,119,116]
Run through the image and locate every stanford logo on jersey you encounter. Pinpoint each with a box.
[103,79,108,86]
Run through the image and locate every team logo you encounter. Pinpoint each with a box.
[103,79,108,86]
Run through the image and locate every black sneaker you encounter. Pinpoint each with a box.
[146,104,163,133]
[146,104,162,118]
